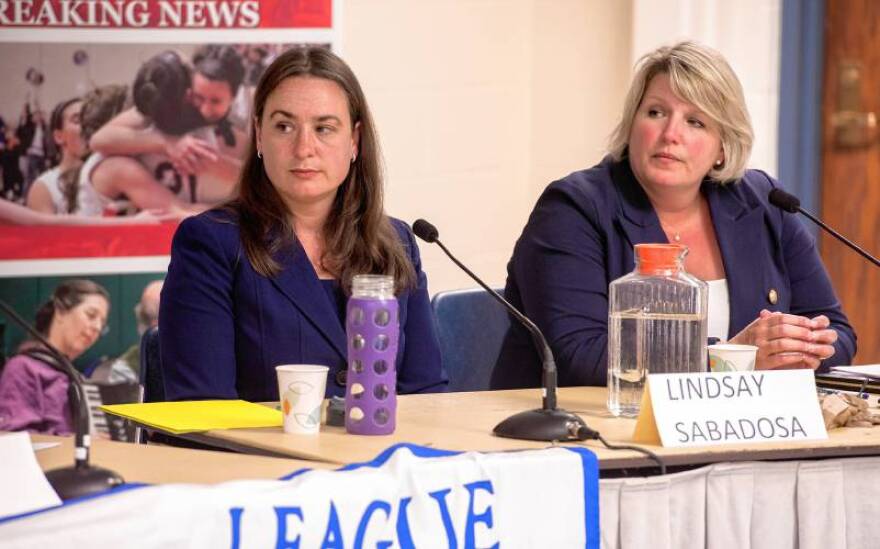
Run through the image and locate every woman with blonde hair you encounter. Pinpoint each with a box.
[492,41,855,389]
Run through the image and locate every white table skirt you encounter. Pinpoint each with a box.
[599,456,880,549]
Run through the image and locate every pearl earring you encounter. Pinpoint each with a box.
[714,159,723,168]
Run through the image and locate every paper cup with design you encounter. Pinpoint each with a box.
[275,364,329,435]
[708,344,758,372]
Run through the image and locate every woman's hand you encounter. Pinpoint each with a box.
[729,310,838,370]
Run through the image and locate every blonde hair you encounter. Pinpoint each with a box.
[608,41,754,182]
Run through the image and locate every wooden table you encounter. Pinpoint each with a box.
[149,387,880,470]
[31,434,331,485]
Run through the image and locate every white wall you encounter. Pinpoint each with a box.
[344,0,634,293]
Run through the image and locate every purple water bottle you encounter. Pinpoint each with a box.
[345,274,398,435]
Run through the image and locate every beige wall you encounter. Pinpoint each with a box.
[343,0,634,294]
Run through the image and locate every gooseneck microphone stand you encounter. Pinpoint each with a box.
[0,300,124,500]
[768,188,880,267]
[412,219,595,442]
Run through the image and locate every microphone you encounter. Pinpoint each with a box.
[0,300,124,499]
[768,189,880,267]
[412,219,595,442]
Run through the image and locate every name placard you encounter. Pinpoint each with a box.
[633,370,828,447]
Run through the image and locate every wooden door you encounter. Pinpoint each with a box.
[821,0,880,364]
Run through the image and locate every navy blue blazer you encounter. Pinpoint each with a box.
[159,210,448,402]
[492,156,857,389]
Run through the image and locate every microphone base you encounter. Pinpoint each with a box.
[493,407,590,442]
[45,465,125,501]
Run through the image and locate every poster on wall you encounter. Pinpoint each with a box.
[0,0,339,276]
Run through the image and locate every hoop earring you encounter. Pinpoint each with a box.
[257,151,263,159]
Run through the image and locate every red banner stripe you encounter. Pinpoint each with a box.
[0,223,178,260]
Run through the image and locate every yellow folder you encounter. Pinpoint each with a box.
[100,400,281,434]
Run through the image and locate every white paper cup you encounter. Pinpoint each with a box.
[275,364,329,435]
[708,344,758,372]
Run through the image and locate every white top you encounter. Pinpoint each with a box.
[76,153,112,216]
[707,278,730,340]
[32,166,65,212]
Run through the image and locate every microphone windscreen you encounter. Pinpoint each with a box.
[412,219,439,243]
[768,188,801,213]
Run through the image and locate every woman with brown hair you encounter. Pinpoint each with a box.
[25,96,86,214]
[160,47,447,401]
[0,279,109,435]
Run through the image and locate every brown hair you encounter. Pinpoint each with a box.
[47,97,81,167]
[34,279,110,336]
[58,85,130,213]
[230,46,415,293]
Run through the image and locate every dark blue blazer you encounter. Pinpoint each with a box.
[159,210,448,401]
[492,156,857,389]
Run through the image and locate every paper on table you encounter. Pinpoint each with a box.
[830,365,880,380]
[100,400,282,434]
[0,432,61,519]
[32,442,61,451]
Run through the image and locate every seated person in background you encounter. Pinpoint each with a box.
[492,41,856,390]
[160,47,447,401]
[101,279,163,383]
[0,280,109,435]
[89,48,246,206]
[25,97,86,214]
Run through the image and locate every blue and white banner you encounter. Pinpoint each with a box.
[1,444,600,548]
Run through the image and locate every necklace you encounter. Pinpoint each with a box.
[659,220,684,242]
[659,202,705,243]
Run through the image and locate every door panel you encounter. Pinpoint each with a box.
[821,0,880,363]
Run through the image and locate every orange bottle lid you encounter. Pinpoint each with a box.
[635,243,686,275]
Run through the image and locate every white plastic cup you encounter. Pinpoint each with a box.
[275,364,329,435]
[708,344,758,372]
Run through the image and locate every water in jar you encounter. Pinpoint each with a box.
[607,309,705,417]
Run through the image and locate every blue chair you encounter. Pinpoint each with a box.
[139,326,164,403]
[431,288,510,392]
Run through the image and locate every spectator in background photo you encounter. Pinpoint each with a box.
[0,280,109,435]
[16,103,50,195]
[25,97,86,214]
[0,125,23,201]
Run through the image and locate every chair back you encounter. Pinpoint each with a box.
[431,288,510,392]
[139,326,164,403]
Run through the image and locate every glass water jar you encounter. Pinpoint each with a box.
[607,244,708,417]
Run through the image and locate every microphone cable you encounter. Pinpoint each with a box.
[570,424,667,475]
